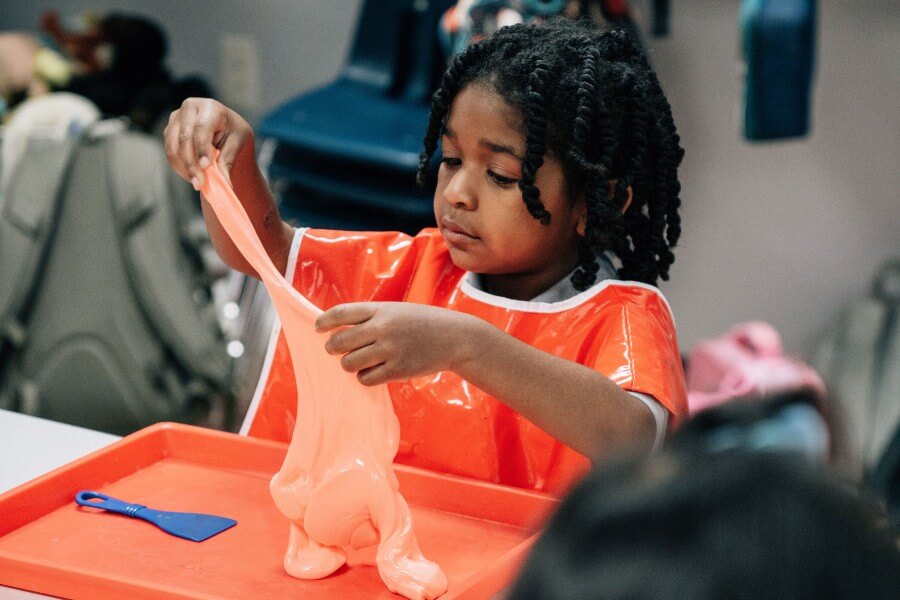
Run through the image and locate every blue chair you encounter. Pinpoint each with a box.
[258,0,454,233]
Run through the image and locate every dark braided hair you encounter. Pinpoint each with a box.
[417,19,684,289]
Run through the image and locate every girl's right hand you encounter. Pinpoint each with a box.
[163,97,253,189]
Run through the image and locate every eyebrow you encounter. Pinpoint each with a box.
[443,126,524,162]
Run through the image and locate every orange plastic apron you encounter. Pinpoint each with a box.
[245,228,687,495]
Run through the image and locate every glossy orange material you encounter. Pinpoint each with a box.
[248,229,688,494]
[0,423,558,599]
[199,162,446,599]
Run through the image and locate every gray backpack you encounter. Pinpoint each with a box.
[813,261,900,482]
[0,122,232,434]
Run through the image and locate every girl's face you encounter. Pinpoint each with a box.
[434,83,586,300]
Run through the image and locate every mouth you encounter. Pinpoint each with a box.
[440,216,480,246]
[441,217,478,240]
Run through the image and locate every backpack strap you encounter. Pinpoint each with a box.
[869,261,900,469]
[106,130,230,389]
[0,138,78,352]
[869,423,900,529]
[872,260,900,303]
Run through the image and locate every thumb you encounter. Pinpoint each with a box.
[213,132,245,187]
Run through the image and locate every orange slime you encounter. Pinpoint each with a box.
[199,161,447,600]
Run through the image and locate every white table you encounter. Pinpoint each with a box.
[0,409,120,599]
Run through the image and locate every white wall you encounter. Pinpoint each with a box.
[650,0,899,357]
[2,0,897,358]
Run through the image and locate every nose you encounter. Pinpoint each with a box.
[442,168,476,210]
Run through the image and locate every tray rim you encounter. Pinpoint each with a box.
[0,422,557,600]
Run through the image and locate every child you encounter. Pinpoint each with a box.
[164,19,687,494]
[508,448,900,599]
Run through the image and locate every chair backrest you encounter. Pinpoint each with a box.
[344,0,455,101]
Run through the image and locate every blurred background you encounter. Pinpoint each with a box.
[2,0,895,356]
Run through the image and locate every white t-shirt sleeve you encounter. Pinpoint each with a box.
[629,391,668,452]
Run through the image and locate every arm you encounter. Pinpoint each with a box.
[452,317,658,458]
[316,303,657,458]
[163,98,294,277]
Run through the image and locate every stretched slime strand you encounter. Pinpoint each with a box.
[199,158,447,600]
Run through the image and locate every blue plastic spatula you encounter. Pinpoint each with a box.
[75,490,237,542]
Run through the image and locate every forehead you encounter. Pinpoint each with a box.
[445,83,524,147]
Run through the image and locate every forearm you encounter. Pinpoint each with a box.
[452,319,657,458]
[200,138,294,277]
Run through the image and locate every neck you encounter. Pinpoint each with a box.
[478,255,580,301]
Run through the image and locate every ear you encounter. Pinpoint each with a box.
[607,179,634,214]
[576,198,588,237]
[621,185,634,214]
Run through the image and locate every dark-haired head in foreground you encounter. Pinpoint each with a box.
[509,449,899,600]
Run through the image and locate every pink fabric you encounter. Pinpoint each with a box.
[686,321,826,414]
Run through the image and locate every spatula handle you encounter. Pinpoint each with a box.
[75,491,146,518]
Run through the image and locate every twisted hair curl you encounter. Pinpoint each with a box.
[418,20,684,288]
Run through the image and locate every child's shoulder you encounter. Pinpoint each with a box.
[301,226,443,246]
[297,227,450,271]
[596,280,672,311]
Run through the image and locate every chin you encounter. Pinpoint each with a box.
[446,247,484,273]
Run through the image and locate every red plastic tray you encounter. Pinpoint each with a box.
[0,422,557,599]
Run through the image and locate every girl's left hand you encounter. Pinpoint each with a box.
[315,302,481,386]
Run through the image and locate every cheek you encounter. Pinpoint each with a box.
[432,183,444,219]
[486,201,541,247]
[433,171,450,208]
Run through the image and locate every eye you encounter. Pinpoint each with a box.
[488,170,519,187]
[440,157,461,168]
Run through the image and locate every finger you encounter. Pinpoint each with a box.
[357,363,391,386]
[340,343,384,374]
[177,105,203,189]
[215,130,244,185]
[163,119,191,183]
[325,324,377,355]
[315,303,377,332]
[192,104,227,184]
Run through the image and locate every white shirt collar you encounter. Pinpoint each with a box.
[469,254,619,303]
